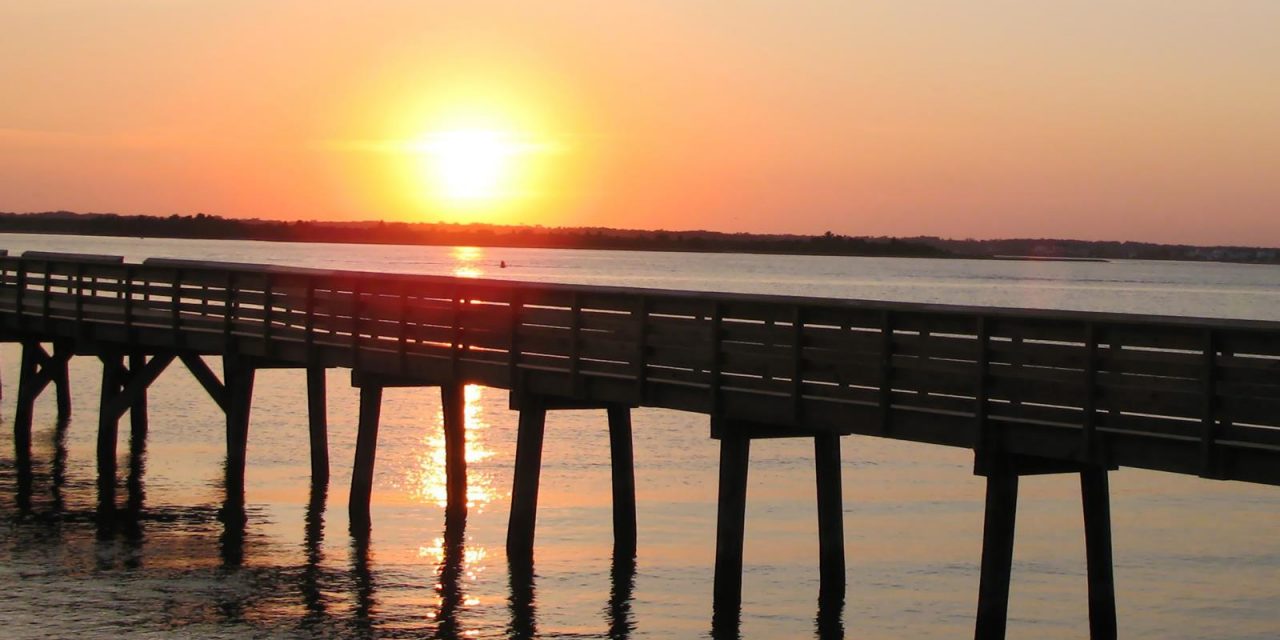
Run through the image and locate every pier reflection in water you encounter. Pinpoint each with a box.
[0,348,661,638]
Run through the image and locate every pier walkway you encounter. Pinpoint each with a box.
[3,249,1279,639]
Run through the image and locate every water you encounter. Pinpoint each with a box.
[1,233,1279,639]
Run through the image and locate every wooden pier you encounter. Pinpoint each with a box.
[3,249,1280,639]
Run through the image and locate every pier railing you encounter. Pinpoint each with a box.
[2,251,1278,484]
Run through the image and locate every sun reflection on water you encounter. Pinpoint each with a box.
[451,246,485,278]
[407,385,496,510]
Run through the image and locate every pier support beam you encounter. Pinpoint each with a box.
[441,383,467,518]
[93,351,173,522]
[814,432,846,602]
[349,384,383,533]
[972,453,1118,640]
[96,353,127,520]
[507,396,547,560]
[14,341,73,474]
[503,394,637,560]
[713,434,751,612]
[342,374,471,528]
[974,458,1019,640]
[306,366,330,485]
[128,353,149,445]
[222,357,256,517]
[1081,467,1117,640]
[608,404,638,557]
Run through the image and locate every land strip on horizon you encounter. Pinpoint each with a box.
[3,211,1279,265]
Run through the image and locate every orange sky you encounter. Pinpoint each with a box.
[2,1,1278,245]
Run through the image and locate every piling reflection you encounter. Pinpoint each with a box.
[49,414,70,513]
[711,600,742,640]
[351,529,377,637]
[815,592,845,639]
[428,509,469,638]
[126,417,147,518]
[606,552,638,639]
[219,496,247,569]
[302,481,329,622]
[507,554,538,640]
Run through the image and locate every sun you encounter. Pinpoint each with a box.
[419,129,523,202]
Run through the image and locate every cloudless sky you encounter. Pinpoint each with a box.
[2,1,1278,244]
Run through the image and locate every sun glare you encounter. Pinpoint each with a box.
[419,130,526,202]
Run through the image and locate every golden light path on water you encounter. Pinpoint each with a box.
[409,245,493,619]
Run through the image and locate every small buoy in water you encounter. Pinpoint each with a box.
[499,260,507,268]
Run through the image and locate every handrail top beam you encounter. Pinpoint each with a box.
[2,251,1278,333]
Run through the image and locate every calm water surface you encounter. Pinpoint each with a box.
[2,233,1279,639]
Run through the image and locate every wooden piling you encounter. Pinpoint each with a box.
[441,383,468,516]
[713,434,751,610]
[975,460,1019,640]
[607,404,638,556]
[13,341,40,474]
[306,366,330,485]
[1081,467,1117,640]
[97,353,126,517]
[814,432,845,600]
[128,352,148,444]
[507,398,547,559]
[53,341,72,419]
[223,358,255,514]
[349,384,383,531]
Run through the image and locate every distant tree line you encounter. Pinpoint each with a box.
[0,211,951,258]
[2,211,1278,264]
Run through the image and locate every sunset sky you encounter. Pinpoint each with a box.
[2,1,1278,245]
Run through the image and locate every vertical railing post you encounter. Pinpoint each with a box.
[450,283,463,379]
[304,275,317,361]
[222,271,236,349]
[41,259,52,322]
[171,268,183,346]
[791,306,804,424]
[123,264,135,340]
[1199,328,1219,478]
[975,316,990,449]
[1083,323,1099,460]
[397,281,410,375]
[878,309,894,434]
[350,279,363,369]
[15,258,28,332]
[633,296,648,405]
[709,301,723,416]
[262,276,273,357]
[507,290,523,390]
[74,262,86,327]
[569,292,582,397]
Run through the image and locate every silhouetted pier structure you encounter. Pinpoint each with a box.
[4,249,1280,639]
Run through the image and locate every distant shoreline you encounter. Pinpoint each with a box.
[991,255,1110,263]
[2,211,1278,265]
